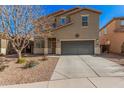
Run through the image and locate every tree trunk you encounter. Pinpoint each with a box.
[17,51,22,59]
[42,38,48,61]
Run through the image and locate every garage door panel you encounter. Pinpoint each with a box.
[61,41,94,55]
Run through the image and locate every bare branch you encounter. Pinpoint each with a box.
[0,5,42,59]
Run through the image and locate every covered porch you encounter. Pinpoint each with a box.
[33,37,61,55]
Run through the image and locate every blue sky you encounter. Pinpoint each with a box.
[43,5,124,28]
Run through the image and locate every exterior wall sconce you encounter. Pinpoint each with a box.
[75,33,80,38]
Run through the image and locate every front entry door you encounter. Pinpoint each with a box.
[48,38,56,54]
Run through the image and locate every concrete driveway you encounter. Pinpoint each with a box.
[50,55,124,88]
[3,55,124,88]
[51,55,124,80]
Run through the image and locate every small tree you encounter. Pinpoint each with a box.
[0,5,41,62]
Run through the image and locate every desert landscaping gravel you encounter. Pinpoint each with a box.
[0,56,59,86]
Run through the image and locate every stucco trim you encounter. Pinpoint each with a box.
[54,7,80,17]
[68,8,101,16]
[53,22,73,31]
[59,39,96,41]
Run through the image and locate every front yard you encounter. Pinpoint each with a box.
[0,55,59,86]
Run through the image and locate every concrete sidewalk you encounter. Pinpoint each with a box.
[2,77,124,88]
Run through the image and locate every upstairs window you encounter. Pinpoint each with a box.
[104,28,107,34]
[52,23,57,29]
[82,15,88,27]
[121,20,124,26]
[60,17,66,25]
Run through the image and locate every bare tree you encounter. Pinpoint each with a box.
[0,5,41,62]
[34,15,54,60]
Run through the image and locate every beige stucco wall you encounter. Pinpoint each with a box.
[33,48,44,54]
[111,33,124,53]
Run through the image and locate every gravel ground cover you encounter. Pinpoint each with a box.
[0,56,59,86]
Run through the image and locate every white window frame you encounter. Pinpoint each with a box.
[60,17,66,25]
[121,20,124,26]
[104,28,107,34]
[81,15,89,28]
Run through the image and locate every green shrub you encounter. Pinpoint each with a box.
[22,61,39,69]
[17,58,26,64]
[42,56,48,61]
[0,53,4,57]
[0,65,9,72]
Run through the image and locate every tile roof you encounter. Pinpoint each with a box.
[100,17,124,31]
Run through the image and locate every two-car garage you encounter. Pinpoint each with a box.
[61,40,94,55]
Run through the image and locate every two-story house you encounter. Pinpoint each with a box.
[34,7,101,55]
[99,17,124,54]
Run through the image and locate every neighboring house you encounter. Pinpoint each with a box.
[34,7,101,55]
[99,17,124,54]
